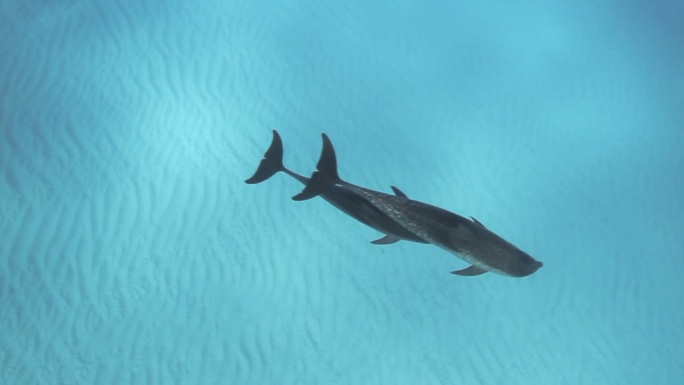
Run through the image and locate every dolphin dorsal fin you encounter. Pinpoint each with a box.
[471,217,487,228]
[390,186,407,198]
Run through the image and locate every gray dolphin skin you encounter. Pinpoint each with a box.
[245,130,543,277]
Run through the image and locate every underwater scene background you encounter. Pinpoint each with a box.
[1,0,683,384]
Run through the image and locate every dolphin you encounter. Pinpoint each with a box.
[245,130,543,277]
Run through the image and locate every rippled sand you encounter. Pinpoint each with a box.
[1,0,683,384]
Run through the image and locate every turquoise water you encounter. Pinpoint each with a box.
[2,0,683,383]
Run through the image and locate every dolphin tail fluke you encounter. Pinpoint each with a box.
[316,133,340,180]
[245,130,285,184]
[292,133,340,201]
[292,171,328,201]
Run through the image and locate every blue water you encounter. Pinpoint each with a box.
[2,0,683,383]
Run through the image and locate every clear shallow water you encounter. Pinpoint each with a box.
[1,0,683,384]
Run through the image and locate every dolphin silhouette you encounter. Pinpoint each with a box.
[245,130,543,277]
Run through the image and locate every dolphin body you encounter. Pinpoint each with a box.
[245,131,543,277]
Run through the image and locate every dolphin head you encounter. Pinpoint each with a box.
[444,222,544,277]
[505,249,543,277]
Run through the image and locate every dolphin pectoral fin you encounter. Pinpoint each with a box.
[390,186,408,198]
[451,265,487,276]
[470,217,487,228]
[371,234,400,245]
